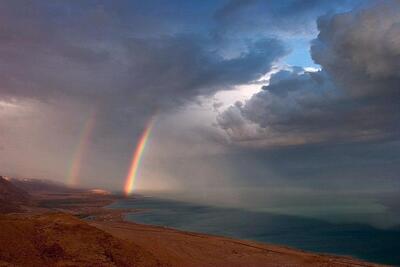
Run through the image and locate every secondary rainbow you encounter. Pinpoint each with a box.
[124,118,155,195]
[67,108,97,186]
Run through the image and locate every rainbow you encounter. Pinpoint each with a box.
[124,118,155,195]
[67,108,97,186]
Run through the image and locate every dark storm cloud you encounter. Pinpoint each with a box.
[0,0,285,116]
[120,36,285,107]
[218,0,400,147]
[0,0,288,185]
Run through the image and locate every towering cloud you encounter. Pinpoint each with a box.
[218,0,400,147]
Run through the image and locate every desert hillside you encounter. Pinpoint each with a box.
[92,220,384,267]
[0,213,161,267]
[0,176,31,213]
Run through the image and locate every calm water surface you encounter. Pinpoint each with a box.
[109,196,400,266]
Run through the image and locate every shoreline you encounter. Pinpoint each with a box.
[91,197,386,267]
[8,190,388,266]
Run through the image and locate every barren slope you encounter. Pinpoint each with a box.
[0,176,31,213]
[0,213,161,267]
[92,220,385,267]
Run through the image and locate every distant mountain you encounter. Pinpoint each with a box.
[0,176,31,213]
[10,177,83,194]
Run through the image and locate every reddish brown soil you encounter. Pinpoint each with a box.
[92,220,384,267]
[0,213,161,267]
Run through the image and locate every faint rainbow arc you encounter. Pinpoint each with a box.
[124,118,156,195]
[67,109,97,186]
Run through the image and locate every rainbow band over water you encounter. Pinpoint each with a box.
[124,118,155,195]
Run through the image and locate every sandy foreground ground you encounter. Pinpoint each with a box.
[0,189,388,267]
[91,219,384,267]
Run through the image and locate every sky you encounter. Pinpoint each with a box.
[1,0,400,227]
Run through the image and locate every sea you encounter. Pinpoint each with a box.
[108,195,400,266]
